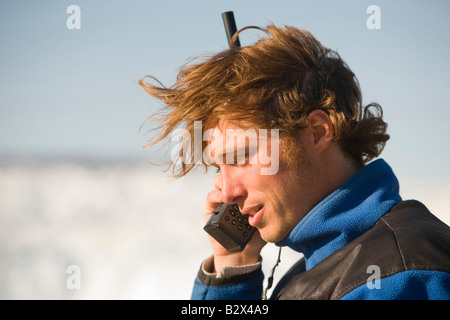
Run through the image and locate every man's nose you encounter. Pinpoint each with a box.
[220,171,246,205]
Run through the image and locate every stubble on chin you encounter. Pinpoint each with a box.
[257,216,295,244]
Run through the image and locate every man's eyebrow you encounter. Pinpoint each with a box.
[214,145,250,165]
[215,146,240,158]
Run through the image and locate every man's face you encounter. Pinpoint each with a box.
[208,120,325,243]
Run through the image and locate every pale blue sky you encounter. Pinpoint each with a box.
[1,0,449,179]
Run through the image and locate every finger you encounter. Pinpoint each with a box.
[204,190,224,222]
[205,189,223,208]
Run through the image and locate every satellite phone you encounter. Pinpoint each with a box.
[203,12,257,252]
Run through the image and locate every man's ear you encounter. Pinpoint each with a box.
[306,109,334,153]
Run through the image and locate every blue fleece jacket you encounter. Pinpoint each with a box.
[191,159,450,300]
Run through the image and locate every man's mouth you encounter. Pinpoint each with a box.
[243,205,264,227]
[241,204,262,216]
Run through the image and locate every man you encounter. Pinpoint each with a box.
[140,25,450,299]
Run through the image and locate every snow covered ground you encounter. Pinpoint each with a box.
[1,161,449,299]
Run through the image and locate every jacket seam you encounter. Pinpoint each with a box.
[333,267,406,300]
[332,217,407,300]
[380,216,408,270]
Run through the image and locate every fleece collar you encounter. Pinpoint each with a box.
[276,159,402,271]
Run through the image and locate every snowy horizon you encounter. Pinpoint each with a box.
[1,160,448,299]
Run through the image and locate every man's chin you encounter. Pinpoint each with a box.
[257,221,294,244]
[258,227,288,244]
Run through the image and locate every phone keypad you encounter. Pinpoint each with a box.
[221,204,255,241]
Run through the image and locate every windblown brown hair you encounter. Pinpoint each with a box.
[139,24,389,177]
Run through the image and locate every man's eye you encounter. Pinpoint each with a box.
[238,153,251,165]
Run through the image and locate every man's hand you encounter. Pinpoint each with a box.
[204,174,266,273]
